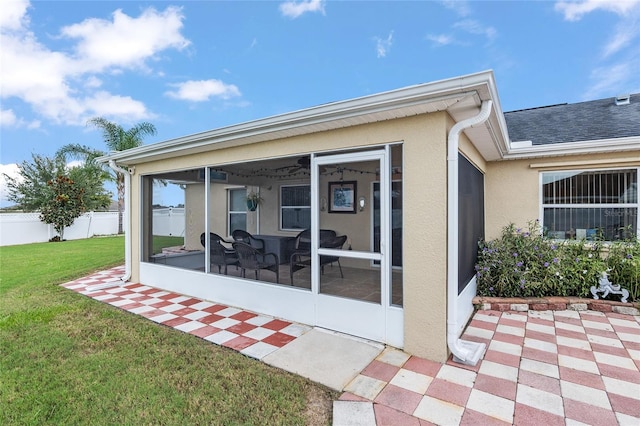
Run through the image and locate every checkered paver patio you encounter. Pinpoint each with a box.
[341,310,640,425]
[63,267,640,425]
[61,266,311,360]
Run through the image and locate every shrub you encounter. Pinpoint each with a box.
[607,239,640,302]
[475,220,637,301]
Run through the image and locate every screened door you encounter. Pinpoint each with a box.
[312,148,401,344]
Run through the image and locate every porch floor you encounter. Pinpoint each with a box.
[196,262,404,305]
[62,266,640,425]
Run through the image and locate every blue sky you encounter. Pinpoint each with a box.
[1,0,639,206]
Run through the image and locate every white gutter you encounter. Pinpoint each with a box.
[86,160,133,291]
[446,99,492,366]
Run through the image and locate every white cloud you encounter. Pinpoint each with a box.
[453,19,497,41]
[426,34,456,46]
[60,7,190,73]
[603,25,635,57]
[0,108,40,129]
[374,31,394,58]
[165,79,241,102]
[0,2,189,126]
[441,0,471,17]
[0,108,18,126]
[0,163,21,207]
[583,58,640,100]
[554,0,640,97]
[84,91,153,119]
[431,3,495,48]
[0,0,30,32]
[555,0,640,21]
[84,76,103,89]
[554,1,640,56]
[279,0,326,19]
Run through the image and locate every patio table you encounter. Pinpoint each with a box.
[254,234,296,264]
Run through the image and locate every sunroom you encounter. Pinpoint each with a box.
[100,70,508,361]
[143,147,404,311]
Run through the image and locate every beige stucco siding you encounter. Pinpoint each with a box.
[457,127,488,174]
[127,111,451,361]
[401,114,449,361]
[485,152,640,241]
[184,185,205,250]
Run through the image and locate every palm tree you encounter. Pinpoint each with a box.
[58,117,157,234]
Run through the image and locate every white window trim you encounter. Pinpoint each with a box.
[280,184,311,231]
[539,167,639,240]
[228,187,247,236]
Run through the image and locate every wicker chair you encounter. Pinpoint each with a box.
[200,232,238,274]
[319,234,347,277]
[289,229,346,285]
[232,241,280,283]
[231,229,265,252]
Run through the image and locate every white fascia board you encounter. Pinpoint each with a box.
[97,70,503,165]
[510,140,533,149]
[502,136,640,160]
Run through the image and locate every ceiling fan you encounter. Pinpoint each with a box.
[287,156,311,173]
[276,155,328,174]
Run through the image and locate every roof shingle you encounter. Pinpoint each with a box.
[504,93,640,145]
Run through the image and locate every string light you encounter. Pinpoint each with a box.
[207,165,381,180]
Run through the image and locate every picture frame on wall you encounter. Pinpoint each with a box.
[328,181,357,213]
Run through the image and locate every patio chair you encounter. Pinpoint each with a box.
[231,229,265,252]
[289,229,344,284]
[291,228,337,254]
[232,241,280,283]
[200,232,239,274]
[319,234,347,277]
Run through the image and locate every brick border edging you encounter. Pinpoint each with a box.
[473,296,640,316]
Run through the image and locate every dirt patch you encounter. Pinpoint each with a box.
[303,385,339,425]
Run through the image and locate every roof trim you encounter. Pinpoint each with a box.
[97,70,508,165]
[503,136,640,160]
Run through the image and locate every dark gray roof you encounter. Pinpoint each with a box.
[504,93,640,145]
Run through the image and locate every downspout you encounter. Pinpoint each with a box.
[447,99,492,366]
[109,160,133,283]
[86,160,133,291]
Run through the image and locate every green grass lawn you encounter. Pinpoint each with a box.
[152,235,185,254]
[0,237,336,425]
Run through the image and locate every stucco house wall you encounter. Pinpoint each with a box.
[485,152,640,241]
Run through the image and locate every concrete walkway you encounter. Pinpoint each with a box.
[63,267,640,425]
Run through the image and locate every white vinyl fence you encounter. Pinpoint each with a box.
[153,208,185,238]
[0,208,185,246]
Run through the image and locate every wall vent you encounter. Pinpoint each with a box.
[615,94,630,105]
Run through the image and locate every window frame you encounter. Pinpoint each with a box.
[280,184,311,231]
[539,167,639,241]
[227,187,247,236]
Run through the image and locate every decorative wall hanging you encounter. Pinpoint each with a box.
[328,181,357,213]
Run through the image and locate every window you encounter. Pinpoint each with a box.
[228,188,247,235]
[541,168,638,241]
[280,185,310,230]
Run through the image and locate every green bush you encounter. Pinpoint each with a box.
[607,241,640,302]
[476,220,638,302]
